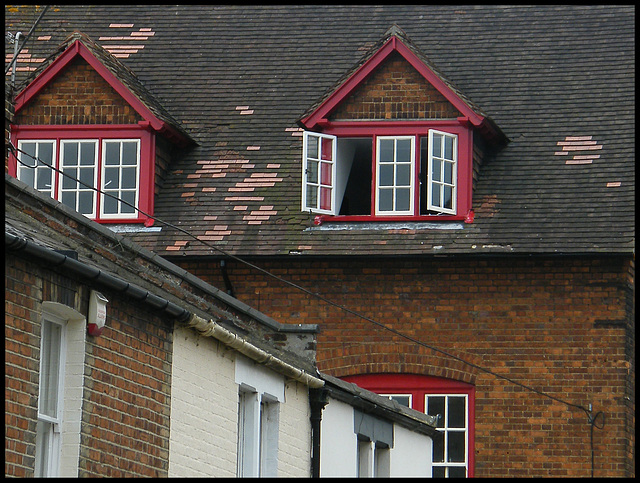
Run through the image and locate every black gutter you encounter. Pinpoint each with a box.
[5,231,192,323]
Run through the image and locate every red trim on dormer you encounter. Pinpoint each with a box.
[13,39,190,146]
[300,35,487,132]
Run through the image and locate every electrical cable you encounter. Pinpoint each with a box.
[5,5,50,76]
[8,141,605,474]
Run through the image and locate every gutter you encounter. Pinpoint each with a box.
[5,231,324,389]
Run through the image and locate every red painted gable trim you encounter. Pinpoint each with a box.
[300,35,486,131]
[13,40,189,145]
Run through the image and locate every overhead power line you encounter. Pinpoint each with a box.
[8,141,605,475]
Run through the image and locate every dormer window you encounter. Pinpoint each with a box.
[299,28,503,223]
[8,32,192,225]
[302,124,470,220]
[13,125,152,223]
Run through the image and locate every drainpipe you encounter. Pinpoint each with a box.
[220,259,235,297]
[10,32,22,87]
[309,387,329,478]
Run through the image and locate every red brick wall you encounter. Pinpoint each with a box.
[329,51,461,121]
[5,256,173,477]
[178,254,634,477]
[14,57,141,126]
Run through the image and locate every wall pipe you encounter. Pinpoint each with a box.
[5,231,325,389]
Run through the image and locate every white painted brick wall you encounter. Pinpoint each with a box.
[278,380,312,477]
[169,325,238,477]
[169,325,312,477]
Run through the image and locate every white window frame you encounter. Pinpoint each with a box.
[15,137,142,220]
[59,140,99,218]
[16,140,57,199]
[425,393,469,478]
[375,135,415,215]
[100,139,141,219]
[35,313,67,478]
[302,131,337,215]
[427,129,458,215]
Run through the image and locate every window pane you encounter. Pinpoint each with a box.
[21,166,35,187]
[320,187,332,211]
[122,142,138,165]
[306,185,317,208]
[432,184,441,207]
[22,142,37,166]
[104,142,119,165]
[379,189,393,212]
[427,396,445,428]
[40,320,62,418]
[432,431,445,462]
[444,161,453,184]
[63,142,78,166]
[62,168,77,189]
[397,139,411,162]
[104,167,119,188]
[320,162,332,186]
[379,139,394,163]
[122,167,137,189]
[321,137,333,161]
[432,134,442,157]
[307,136,318,159]
[449,466,466,478]
[35,420,52,477]
[432,159,442,182]
[396,164,411,186]
[39,142,54,166]
[78,191,94,215]
[121,191,136,214]
[396,188,410,211]
[79,167,94,186]
[433,466,446,478]
[388,395,411,407]
[448,396,466,428]
[37,168,53,190]
[306,161,318,184]
[103,194,117,214]
[80,142,95,166]
[444,136,454,160]
[448,432,466,462]
[61,191,76,209]
[444,186,453,210]
[379,165,393,187]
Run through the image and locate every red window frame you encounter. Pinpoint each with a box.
[9,124,155,224]
[307,119,473,223]
[342,373,475,477]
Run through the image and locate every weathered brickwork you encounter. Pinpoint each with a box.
[330,52,461,121]
[4,256,173,477]
[13,57,142,126]
[179,255,633,477]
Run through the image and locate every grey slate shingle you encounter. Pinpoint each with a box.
[5,5,635,257]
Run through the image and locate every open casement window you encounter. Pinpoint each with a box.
[301,129,463,219]
[10,126,151,224]
[426,130,457,215]
[343,373,475,478]
[302,131,336,214]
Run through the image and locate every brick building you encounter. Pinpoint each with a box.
[5,5,635,477]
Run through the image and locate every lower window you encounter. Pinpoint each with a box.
[342,373,474,478]
[35,314,66,477]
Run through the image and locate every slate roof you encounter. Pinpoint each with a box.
[5,5,635,257]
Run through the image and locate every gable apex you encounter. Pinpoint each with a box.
[13,31,193,146]
[299,27,503,141]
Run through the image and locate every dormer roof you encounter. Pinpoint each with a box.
[13,31,193,146]
[299,25,505,143]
